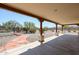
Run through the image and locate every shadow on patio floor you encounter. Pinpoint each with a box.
[20,34,79,55]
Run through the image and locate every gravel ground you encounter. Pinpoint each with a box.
[0,31,78,47]
[26,34,40,43]
[26,31,56,43]
[0,32,41,47]
[0,33,17,46]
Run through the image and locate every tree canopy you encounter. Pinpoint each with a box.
[2,20,22,32]
[24,22,36,33]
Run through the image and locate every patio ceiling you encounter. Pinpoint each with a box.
[0,3,79,25]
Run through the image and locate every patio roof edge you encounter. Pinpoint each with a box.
[0,3,61,25]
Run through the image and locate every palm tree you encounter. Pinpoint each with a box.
[24,22,36,33]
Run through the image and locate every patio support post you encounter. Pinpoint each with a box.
[39,18,44,44]
[62,25,64,34]
[77,24,79,35]
[56,23,58,36]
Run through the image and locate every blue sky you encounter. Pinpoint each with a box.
[0,8,55,28]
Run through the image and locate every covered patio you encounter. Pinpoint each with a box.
[20,34,79,55]
[0,3,79,55]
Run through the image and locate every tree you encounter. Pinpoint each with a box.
[63,25,72,32]
[2,20,22,32]
[24,22,36,33]
[63,25,69,29]
[42,27,48,33]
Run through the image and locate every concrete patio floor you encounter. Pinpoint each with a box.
[20,34,79,55]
